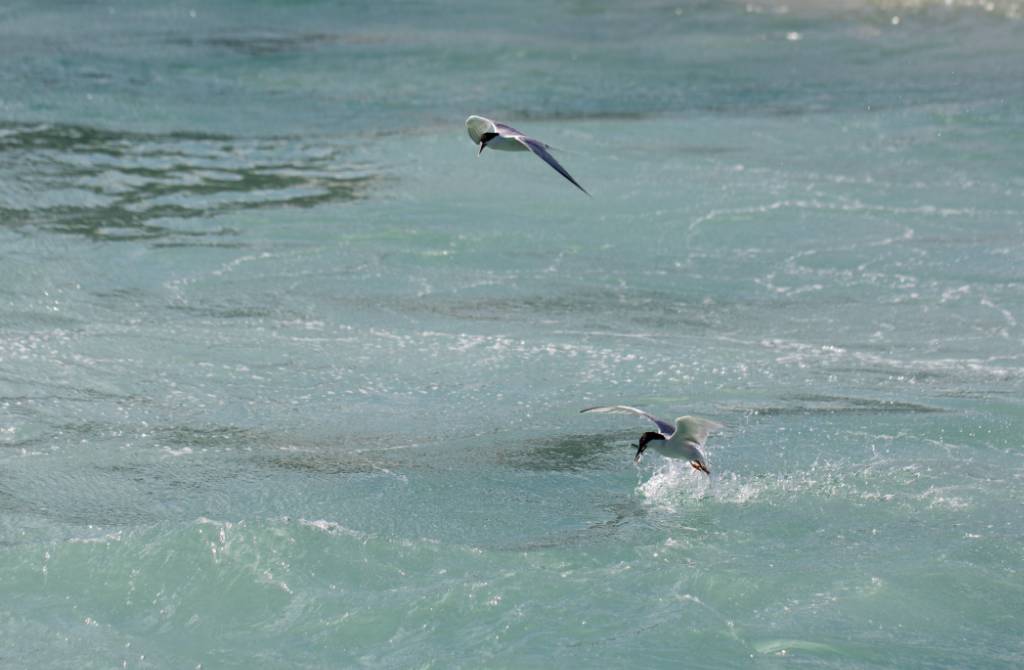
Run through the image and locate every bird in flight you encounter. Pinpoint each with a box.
[580,405,722,475]
[466,115,589,195]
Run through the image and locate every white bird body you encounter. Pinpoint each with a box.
[465,115,588,194]
[477,133,528,152]
[649,420,714,461]
[580,405,722,474]
[466,116,527,152]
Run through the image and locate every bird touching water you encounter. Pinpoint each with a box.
[581,405,721,475]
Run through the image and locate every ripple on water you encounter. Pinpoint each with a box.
[0,122,382,242]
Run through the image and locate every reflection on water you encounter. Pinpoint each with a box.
[0,122,381,241]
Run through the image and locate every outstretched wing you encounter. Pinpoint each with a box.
[580,405,674,436]
[672,416,723,446]
[516,136,589,195]
[494,122,523,136]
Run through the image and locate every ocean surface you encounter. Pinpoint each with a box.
[2,1,1023,667]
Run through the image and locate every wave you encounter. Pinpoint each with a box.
[0,122,382,242]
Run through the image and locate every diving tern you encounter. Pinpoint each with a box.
[580,405,721,474]
[465,115,588,194]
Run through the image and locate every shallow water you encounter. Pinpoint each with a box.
[2,1,1023,668]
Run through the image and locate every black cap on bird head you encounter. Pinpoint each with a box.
[633,431,665,463]
[477,131,499,155]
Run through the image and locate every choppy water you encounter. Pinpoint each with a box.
[2,1,1023,667]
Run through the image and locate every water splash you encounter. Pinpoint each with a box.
[636,460,713,508]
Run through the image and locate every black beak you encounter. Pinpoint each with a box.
[633,443,646,463]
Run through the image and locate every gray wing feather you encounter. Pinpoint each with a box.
[494,123,523,135]
[516,136,589,195]
[672,416,723,446]
[580,405,674,436]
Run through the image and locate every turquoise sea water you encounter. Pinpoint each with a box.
[2,1,1023,667]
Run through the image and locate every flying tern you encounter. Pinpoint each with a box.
[580,405,721,475]
[465,115,588,194]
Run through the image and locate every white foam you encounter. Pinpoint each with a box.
[637,460,712,508]
[298,518,368,540]
[68,530,123,544]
